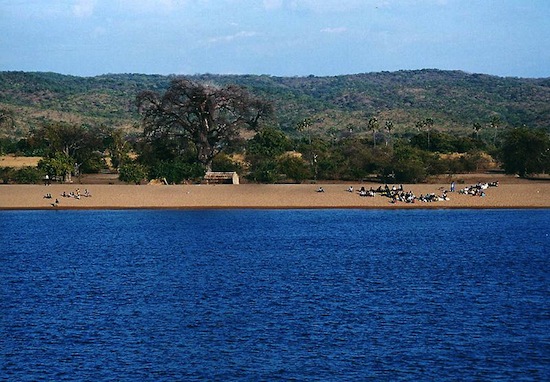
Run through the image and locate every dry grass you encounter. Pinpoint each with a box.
[0,155,41,168]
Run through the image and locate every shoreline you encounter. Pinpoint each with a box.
[1,182,549,210]
[1,206,549,211]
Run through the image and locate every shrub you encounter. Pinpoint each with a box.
[392,159,428,183]
[277,155,311,183]
[212,154,241,172]
[148,161,204,184]
[118,163,148,184]
[0,167,14,183]
[13,166,42,184]
[247,159,279,183]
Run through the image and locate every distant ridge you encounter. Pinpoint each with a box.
[1,70,549,138]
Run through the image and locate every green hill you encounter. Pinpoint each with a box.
[1,70,548,139]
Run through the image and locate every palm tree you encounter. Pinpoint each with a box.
[424,118,434,150]
[473,122,482,141]
[384,120,394,146]
[490,115,501,145]
[297,118,312,145]
[368,117,379,147]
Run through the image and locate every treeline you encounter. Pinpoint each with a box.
[1,78,549,185]
[1,121,548,185]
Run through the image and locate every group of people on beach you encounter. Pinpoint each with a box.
[351,186,377,197]
[415,191,449,203]
[370,181,498,203]
[43,187,92,207]
[343,184,451,203]
[43,192,60,206]
[380,185,449,204]
[459,181,498,197]
[314,181,497,204]
[314,180,499,204]
[60,188,92,200]
[43,193,59,204]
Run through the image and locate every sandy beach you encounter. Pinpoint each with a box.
[1,180,549,210]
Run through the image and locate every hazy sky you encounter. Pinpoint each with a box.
[1,0,549,78]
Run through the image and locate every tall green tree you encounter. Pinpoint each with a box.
[31,122,105,180]
[246,127,293,183]
[37,152,73,181]
[500,127,550,177]
[104,128,131,170]
[137,78,272,172]
[247,127,291,158]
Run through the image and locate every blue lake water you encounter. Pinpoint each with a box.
[1,209,549,381]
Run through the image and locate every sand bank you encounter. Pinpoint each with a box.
[1,182,549,210]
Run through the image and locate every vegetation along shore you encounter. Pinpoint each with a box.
[0,70,548,198]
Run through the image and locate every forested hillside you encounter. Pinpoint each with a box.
[1,69,549,139]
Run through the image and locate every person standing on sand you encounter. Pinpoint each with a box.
[451,181,455,192]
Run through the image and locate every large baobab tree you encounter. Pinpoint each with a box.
[137,78,272,172]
